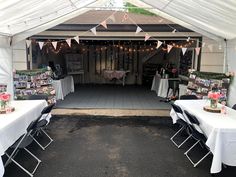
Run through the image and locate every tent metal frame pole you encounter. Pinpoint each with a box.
[223,40,227,73]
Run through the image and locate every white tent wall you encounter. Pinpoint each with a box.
[227,38,236,107]
[0,0,110,97]
[200,37,225,73]
[0,47,13,97]
[12,41,27,70]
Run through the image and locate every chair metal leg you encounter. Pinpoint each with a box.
[193,151,211,167]
[170,126,192,148]
[31,128,53,150]
[184,140,211,167]
[5,148,41,177]
[177,134,192,148]
[170,126,184,147]
[4,134,27,166]
[40,128,53,149]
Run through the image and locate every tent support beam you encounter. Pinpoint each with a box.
[223,39,227,73]
[11,0,110,44]
[127,0,224,42]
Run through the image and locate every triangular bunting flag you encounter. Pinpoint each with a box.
[182,48,187,55]
[172,29,176,33]
[91,27,97,35]
[122,13,128,22]
[26,40,31,48]
[66,38,71,47]
[73,36,79,44]
[100,20,107,29]
[109,14,116,22]
[135,26,142,34]
[208,44,213,52]
[52,41,58,50]
[195,47,201,55]
[167,45,173,53]
[202,42,206,47]
[156,41,163,49]
[38,42,44,50]
[144,33,150,41]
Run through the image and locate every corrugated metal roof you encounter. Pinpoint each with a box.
[64,10,174,25]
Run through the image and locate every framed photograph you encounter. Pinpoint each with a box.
[189,74,196,79]
[0,84,7,93]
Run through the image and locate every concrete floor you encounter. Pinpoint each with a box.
[3,116,236,177]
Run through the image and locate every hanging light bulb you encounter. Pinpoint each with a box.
[219,45,222,50]
[186,37,190,42]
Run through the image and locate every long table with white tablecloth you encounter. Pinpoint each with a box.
[151,76,183,98]
[170,100,236,173]
[0,100,48,177]
[52,75,74,100]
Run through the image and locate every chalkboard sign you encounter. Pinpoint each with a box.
[65,54,84,74]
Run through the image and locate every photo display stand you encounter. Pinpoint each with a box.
[13,68,56,104]
[186,71,231,102]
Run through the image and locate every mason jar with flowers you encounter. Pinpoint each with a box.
[208,91,221,108]
[0,92,11,110]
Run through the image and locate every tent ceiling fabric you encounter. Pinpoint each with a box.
[141,0,236,40]
[0,0,236,41]
[0,0,109,42]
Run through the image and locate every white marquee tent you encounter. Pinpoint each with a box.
[0,0,236,105]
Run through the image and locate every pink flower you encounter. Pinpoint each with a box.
[172,68,177,74]
[0,93,11,102]
[208,91,220,100]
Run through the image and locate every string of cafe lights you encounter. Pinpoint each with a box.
[29,7,222,54]
[45,39,195,55]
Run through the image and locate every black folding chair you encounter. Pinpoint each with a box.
[30,103,55,150]
[180,95,198,100]
[28,94,48,101]
[4,117,42,177]
[184,110,211,167]
[170,103,192,148]
[232,104,236,110]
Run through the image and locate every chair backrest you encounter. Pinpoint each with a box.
[180,95,198,100]
[184,110,204,135]
[26,104,55,133]
[232,104,236,110]
[170,103,183,114]
[41,103,55,115]
[184,110,199,125]
[26,115,42,132]
[28,94,48,101]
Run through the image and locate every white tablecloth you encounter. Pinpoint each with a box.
[170,100,236,173]
[179,84,187,97]
[52,76,75,100]
[151,75,167,97]
[0,100,48,177]
[103,70,129,86]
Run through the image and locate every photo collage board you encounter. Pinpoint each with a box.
[187,72,230,102]
[0,84,7,93]
[13,69,56,104]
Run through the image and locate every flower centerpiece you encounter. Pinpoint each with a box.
[0,92,11,110]
[208,91,221,108]
[171,68,178,78]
